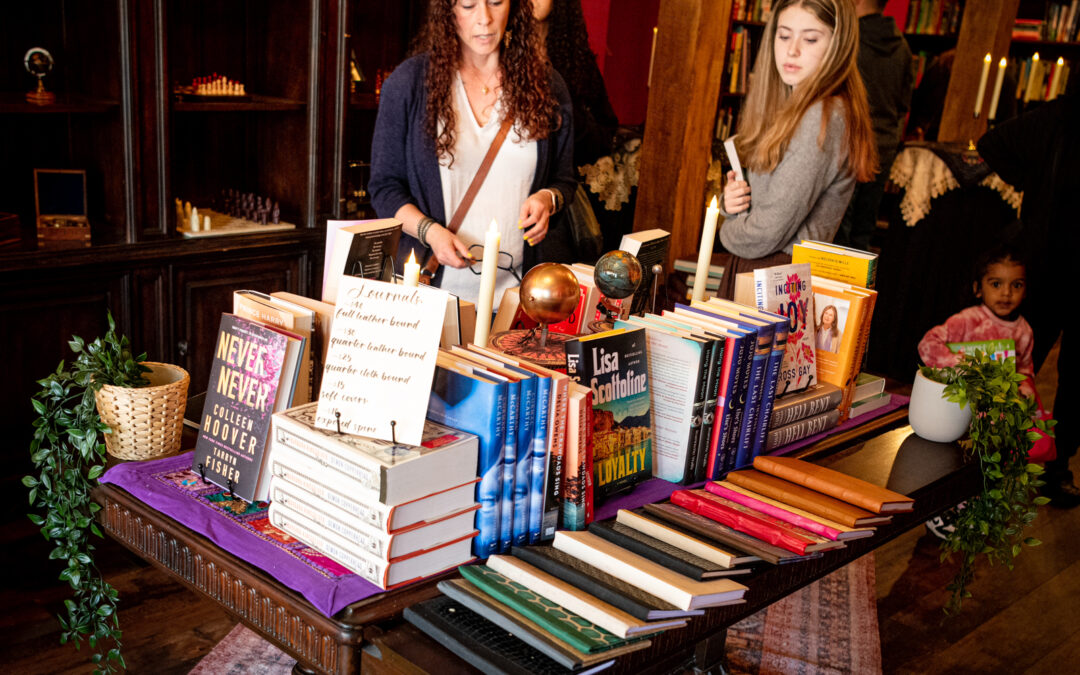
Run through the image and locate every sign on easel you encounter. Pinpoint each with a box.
[315,275,447,445]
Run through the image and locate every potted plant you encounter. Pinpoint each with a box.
[909,366,972,443]
[23,312,188,673]
[921,351,1053,614]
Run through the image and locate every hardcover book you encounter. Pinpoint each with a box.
[233,289,315,405]
[428,358,506,557]
[724,469,892,527]
[587,520,751,581]
[563,382,594,531]
[510,545,706,621]
[404,595,619,675]
[437,579,647,670]
[192,313,301,502]
[768,382,843,428]
[850,392,892,418]
[765,408,841,451]
[551,531,748,610]
[670,489,844,556]
[564,328,653,500]
[459,565,643,654]
[750,263,817,395]
[706,481,875,541]
[270,291,335,398]
[268,443,478,532]
[485,555,687,638]
[791,239,878,289]
[272,402,479,506]
[321,218,402,303]
[615,508,756,567]
[619,228,671,316]
[267,501,474,589]
[640,502,813,565]
[753,455,915,513]
[808,282,871,419]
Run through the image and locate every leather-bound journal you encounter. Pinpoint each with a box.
[404,595,617,675]
[510,545,705,621]
[725,469,892,527]
[669,489,845,556]
[587,520,752,581]
[753,455,915,513]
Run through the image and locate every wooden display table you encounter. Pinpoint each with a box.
[92,411,978,675]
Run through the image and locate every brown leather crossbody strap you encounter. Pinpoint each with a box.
[422,118,514,281]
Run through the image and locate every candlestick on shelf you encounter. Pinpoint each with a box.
[473,219,500,346]
[974,53,991,118]
[1024,53,1041,103]
[989,57,1007,120]
[403,249,420,287]
[691,196,721,303]
[1049,57,1065,101]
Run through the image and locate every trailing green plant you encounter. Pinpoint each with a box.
[923,351,1053,615]
[23,312,150,673]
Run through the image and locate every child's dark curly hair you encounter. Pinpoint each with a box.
[973,226,1029,283]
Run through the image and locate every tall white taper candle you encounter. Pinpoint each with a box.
[692,196,721,303]
[403,249,420,287]
[473,219,500,346]
[989,57,1007,120]
[1049,57,1065,101]
[974,53,992,117]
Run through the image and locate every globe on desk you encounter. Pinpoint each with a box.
[591,250,642,331]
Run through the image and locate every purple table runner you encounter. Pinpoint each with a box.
[100,453,385,617]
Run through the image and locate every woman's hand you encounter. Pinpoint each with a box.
[518,191,554,247]
[425,224,474,268]
[723,170,751,214]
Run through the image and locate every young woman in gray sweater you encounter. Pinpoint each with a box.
[718,0,876,298]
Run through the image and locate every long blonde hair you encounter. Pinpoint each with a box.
[735,0,876,182]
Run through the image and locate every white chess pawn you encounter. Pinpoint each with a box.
[239,83,246,95]
[190,206,200,232]
[204,215,212,231]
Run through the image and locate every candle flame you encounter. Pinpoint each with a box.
[1033,52,1040,62]
[709,195,718,208]
[407,250,416,264]
[984,53,992,63]
[1058,57,1065,66]
[489,219,498,232]
[1000,58,1007,67]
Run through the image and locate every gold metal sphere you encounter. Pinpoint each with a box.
[519,263,581,325]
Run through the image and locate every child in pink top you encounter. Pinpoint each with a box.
[918,245,1034,397]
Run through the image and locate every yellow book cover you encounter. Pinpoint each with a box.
[792,241,877,289]
[809,285,869,420]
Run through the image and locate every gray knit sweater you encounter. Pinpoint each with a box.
[718,101,855,259]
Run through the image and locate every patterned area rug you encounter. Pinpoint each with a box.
[727,552,882,674]
[197,553,880,674]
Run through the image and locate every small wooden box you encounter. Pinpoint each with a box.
[35,169,91,249]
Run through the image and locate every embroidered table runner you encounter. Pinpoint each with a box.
[100,453,385,617]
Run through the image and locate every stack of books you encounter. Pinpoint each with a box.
[429,346,570,555]
[673,259,724,301]
[765,382,843,451]
[265,402,482,590]
[849,372,891,419]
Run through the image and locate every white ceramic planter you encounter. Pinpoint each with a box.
[908,369,972,443]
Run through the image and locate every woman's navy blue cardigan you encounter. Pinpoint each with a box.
[369,53,578,277]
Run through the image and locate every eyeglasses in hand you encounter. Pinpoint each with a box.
[467,244,521,282]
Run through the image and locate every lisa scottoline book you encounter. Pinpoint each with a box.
[564,328,653,500]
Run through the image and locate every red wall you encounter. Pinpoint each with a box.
[581,0,661,125]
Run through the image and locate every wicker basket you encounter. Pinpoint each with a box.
[94,362,190,461]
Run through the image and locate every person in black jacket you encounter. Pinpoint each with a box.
[978,93,1080,508]
[834,0,913,251]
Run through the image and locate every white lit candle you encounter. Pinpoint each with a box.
[473,219,500,346]
[403,249,420,287]
[692,196,721,303]
[974,53,992,117]
[1025,53,1041,102]
[1049,57,1065,101]
[989,57,1007,120]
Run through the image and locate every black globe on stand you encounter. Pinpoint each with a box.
[589,250,643,333]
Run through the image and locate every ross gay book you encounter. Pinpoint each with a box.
[565,328,653,500]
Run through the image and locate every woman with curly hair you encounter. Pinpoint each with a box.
[717,0,876,299]
[370,0,576,305]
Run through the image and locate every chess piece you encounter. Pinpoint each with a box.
[272,201,280,224]
[183,201,192,220]
[175,198,184,225]
[203,214,211,231]
[190,206,199,232]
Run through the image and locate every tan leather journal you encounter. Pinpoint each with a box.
[753,456,915,514]
[725,470,892,528]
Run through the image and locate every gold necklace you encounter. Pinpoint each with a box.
[463,68,499,96]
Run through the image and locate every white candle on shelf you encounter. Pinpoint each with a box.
[648,27,658,88]
[691,196,721,303]
[989,57,1007,120]
[403,249,420,287]
[1049,57,1065,101]
[473,219,500,346]
[974,53,992,117]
